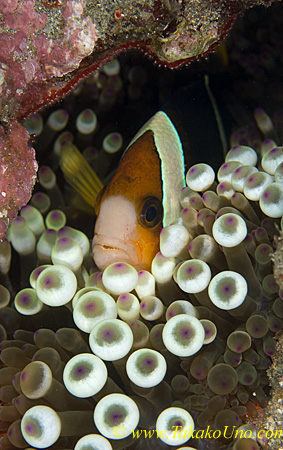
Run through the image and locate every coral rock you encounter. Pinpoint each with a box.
[0,0,276,123]
[0,122,37,239]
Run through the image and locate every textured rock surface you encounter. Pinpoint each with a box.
[0,0,275,123]
[256,329,283,450]
[0,122,37,238]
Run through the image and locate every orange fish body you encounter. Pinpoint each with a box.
[92,111,185,271]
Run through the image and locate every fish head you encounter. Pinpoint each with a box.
[92,130,163,271]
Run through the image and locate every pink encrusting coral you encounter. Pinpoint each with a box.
[0,122,37,238]
[0,0,97,122]
[0,0,97,238]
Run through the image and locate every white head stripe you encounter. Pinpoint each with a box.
[126,111,185,226]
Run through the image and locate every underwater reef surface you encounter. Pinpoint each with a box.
[0,0,278,241]
[0,3,283,450]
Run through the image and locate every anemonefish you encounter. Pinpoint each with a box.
[92,112,186,272]
[60,75,233,272]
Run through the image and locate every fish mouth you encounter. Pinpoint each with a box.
[92,234,142,270]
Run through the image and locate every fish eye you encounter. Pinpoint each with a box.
[140,197,163,228]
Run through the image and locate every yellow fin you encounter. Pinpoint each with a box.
[60,143,104,208]
[216,41,229,68]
